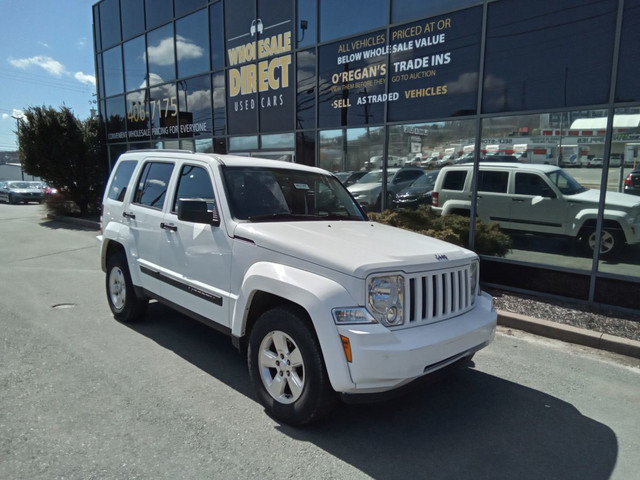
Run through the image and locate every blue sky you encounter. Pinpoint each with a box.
[0,0,96,152]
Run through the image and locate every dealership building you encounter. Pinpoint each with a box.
[92,0,640,312]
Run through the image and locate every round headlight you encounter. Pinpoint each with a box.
[368,275,404,326]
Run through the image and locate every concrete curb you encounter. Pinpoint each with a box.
[498,310,640,359]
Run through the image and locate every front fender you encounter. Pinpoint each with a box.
[233,262,360,392]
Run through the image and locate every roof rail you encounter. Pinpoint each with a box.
[125,149,194,154]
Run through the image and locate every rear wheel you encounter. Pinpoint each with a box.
[248,306,337,426]
[106,252,148,322]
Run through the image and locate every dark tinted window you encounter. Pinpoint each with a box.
[297,0,317,47]
[484,0,617,113]
[320,0,387,41]
[210,2,225,70]
[478,171,508,193]
[121,0,145,40]
[103,46,124,97]
[515,172,549,196]
[145,0,173,30]
[106,95,126,140]
[173,164,215,212]
[392,0,478,23]
[148,24,176,85]
[107,160,137,201]
[93,5,102,52]
[126,90,150,140]
[99,0,121,49]
[123,35,147,93]
[442,170,467,190]
[176,9,210,78]
[297,50,316,130]
[175,0,207,18]
[134,162,175,209]
[616,0,640,102]
[212,72,226,136]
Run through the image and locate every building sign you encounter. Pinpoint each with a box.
[318,8,482,128]
[225,0,294,134]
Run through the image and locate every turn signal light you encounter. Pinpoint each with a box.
[340,335,352,363]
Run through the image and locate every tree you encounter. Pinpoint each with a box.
[17,106,103,215]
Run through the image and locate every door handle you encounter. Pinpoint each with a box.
[160,222,178,232]
[122,211,136,219]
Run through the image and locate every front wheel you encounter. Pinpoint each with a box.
[581,228,624,257]
[248,306,337,426]
[106,252,148,322]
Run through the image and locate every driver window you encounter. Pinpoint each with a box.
[172,165,216,213]
[515,173,548,196]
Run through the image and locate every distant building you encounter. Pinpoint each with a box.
[0,163,40,182]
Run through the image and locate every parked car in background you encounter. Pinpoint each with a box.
[584,157,603,168]
[348,167,425,210]
[393,170,439,209]
[624,166,640,196]
[334,170,367,188]
[0,181,45,204]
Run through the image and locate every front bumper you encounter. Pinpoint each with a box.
[336,292,496,393]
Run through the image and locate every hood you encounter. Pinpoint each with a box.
[348,182,382,195]
[569,189,640,210]
[233,221,475,278]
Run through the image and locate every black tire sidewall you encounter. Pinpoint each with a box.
[248,307,335,426]
[106,253,146,322]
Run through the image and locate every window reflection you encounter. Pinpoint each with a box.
[123,35,147,93]
[212,72,226,136]
[147,24,176,86]
[616,0,640,103]
[176,9,210,79]
[391,0,477,23]
[177,75,212,140]
[145,0,173,30]
[99,0,121,49]
[103,46,124,97]
[297,0,317,47]
[106,95,126,139]
[297,50,316,130]
[210,2,225,69]
[149,83,178,139]
[320,0,387,41]
[121,0,145,41]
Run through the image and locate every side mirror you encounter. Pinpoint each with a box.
[541,187,557,199]
[178,199,220,226]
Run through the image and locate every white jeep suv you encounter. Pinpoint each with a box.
[100,150,496,425]
[432,163,640,256]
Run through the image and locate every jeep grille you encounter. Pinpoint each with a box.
[406,265,475,325]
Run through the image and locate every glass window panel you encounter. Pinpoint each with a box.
[93,5,102,52]
[213,137,227,153]
[134,161,175,209]
[103,46,124,97]
[225,0,255,45]
[172,164,215,212]
[391,0,479,23]
[126,89,150,141]
[177,75,212,140]
[229,136,258,150]
[615,0,640,103]
[483,0,617,114]
[318,30,387,128]
[212,72,226,136]
[297,0,317,48]
[175,0,207,18]
[147,24,176,86]
[107,160,137,201]
[96,53,105,98]
[176,9,210,78]
[105,95,127,141]
[297,50,316,130]
[100,0,121,49]
[210,2,225,69]
[296,131,316,166]
[320,0,387,42]
[387,7,482,122]
[149,83,178,139]
[195,138,213,152]
[124,35,147,92]
[319,129,345,172]
[145,0,173,30]
[261,133,294,149]
[121,0,145,41]
[598,106,640,280]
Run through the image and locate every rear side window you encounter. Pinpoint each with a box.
[478,171,509,193]
[107,160,137,201]
[133,161,175,209]
[172,165,216,213]
[442,170,467,190]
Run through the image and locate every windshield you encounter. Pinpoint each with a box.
[8,182,31,189]
[358,169,399,184]
[412,171,438,187]
[222,166,367,222]
[546,169,588,195]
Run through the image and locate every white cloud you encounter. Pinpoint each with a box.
[12,109,24,119]
[9,55,67,76]
[38,42,50,49]
[146,37,176,66]
[77,37,87,48]
[75,71,96,86]
[2,114,9,120]
[176,35,204,61]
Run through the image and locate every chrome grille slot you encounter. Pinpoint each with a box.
[406,265,474,326]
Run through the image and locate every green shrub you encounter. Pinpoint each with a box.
[368,205,512,257]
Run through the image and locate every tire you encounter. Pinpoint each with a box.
[247,306,337,426]
[106,252,148,322]
[581,227,623,257]
[8,193,16,204]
